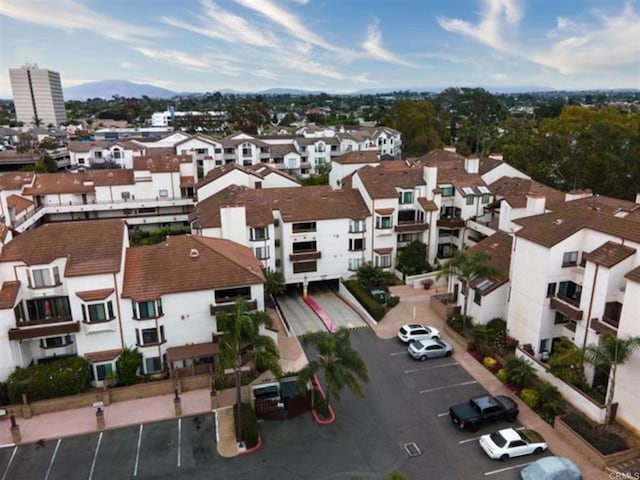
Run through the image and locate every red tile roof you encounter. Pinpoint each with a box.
[0,171,34,190]
[626,265,640,283]
[0,219,126,276]
[76,288,115,302]
[489,176,565,209]
[122,235,264,301]
[6,194,33,214]
[0,280,20,309]
[133,155,192,173]
[355,165,425,199]
[467,231,513,294]
[585,242,636,268]
[85,349,122,363]
[332,150,379,165]
[23,172,95,195]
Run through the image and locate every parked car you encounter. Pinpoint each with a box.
[479,428,548,460]
[397,324,440,343]
[520,456,582,480]
[449,395,519,432]
[408,338,453,361]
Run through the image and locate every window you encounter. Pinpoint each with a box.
[214,148,222,154]
[30,266,60,288]
[539,339,549,354]
[139,327,160,346]
[83,301,114,323]
[95,363,113,381]
[292,222,316,233]
[546,283,556,298]
[557,281,582,306]
[254,246,270,260]
[398,191,414,204]
[79,158,85,165]
[375,216,392,229]
[317,143,325,153]
[144,356,162,373]
[466,195,474,206]
[349,238,365,251]
[195,148,208,155]
[242,143,252,157]
[474,289,482,305]
[158,189,168,198]
[215,287,251,303]
[579,252,587,268]
[562,251,578,267]
[376,255,392,268]
[293,261,317,274]
[255,181,262,189]
[250,227,268,241]
[113,149,121,159]
[350,220,365,233]
[40,336,66,349]
[26,296,71,322]
[441,186,454,197]
[133,300,160,319]
[121,191,131,200]
[275,259,281,268]
[348,258,363,271]
[481,194,491,204]
[554,312,568,324]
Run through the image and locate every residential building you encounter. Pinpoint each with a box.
[9,64,67,126]
[68,140,146,169]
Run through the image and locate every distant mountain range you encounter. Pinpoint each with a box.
[61,79,637,100]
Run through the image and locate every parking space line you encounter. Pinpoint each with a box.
[459,436,482,444]
[1,446,17,480]
[44,438,61,480]
[419,380,477,394]
[404,362,458,374]
[88,432,103,480]
[437,412,449,417]
[133,424,143,477]
[177,418,182,468]
[389,351,406,357]
[484,462,531,476]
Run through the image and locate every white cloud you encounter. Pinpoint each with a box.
[437,0,523,51]
[0,0,159,42]
[362,19,416,67]
[160,0,279,49]
[532,4,640,74]
[295,42,313,55]
[278,56,374,84]
[233,0,352,55]
[119,62,134,69]
[133,47,241,76]
[254,69,279,80]
[489,72,508,81]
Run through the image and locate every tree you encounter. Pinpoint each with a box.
[264,268,285,297]
[356,262,386,289]
[504,356,535,390]
[535,382,565,422]
[396,241,429,276]
[584,333,640,429]
[298,327,369,409]
[216,300,282,440]
[437,250,500,330]
[116,348,143,386]
[380,99,444,156]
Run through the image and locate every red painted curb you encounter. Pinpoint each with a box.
[239,433,262,455]
[303,295,338,333]
[311,375,335,425]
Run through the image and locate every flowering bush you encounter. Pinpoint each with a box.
[483,357,497,370]
[519,388,539,409]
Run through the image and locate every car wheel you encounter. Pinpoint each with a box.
[445,351,452,357]
[506,414,517,422]
[500,454,509,461]
[534,447,543,454]
[470,424,479,433]
[420,355,427,362]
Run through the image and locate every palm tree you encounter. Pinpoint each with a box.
[504,356,535,390]
[216,299,282,441]
[437,249,500,331]
[534,382,565,423]
[298,327,369,409]
[264,268,285,298]
[584,333,640,429]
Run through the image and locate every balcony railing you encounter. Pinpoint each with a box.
[557,293,581,308]
[590,318,617,335]
[210,299,258,315]
[289,251,322,262]
[16,315,73,327]
[550,296,583,320]
[394,222,428,233]
[437,217,465,228]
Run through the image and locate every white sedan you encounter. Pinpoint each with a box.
[480,428,548,461]
[397,324,440,343]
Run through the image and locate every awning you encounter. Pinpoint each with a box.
[76,288,114,302]
[85,348,122,363]
[167,342,220,363]
[375,208,395,215]
[374,247,393,255]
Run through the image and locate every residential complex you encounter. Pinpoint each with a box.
[9,65,67,126]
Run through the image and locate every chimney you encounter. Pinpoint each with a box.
[636,193,640,205]
[526,193,546,216]
[464,157,479,174]
[443,146,456,153]
[565,189,592,202]
[220,205,247,244]
[489,153,503,161]
[423,165,437,200]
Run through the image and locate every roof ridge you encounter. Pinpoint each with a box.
[191,236,264,282]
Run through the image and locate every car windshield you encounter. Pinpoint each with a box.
[399,327,407,335]
[520,430,543,444]
[489,432,507,447]
[412,340,425,349]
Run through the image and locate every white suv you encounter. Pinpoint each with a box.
[397,324,440,343]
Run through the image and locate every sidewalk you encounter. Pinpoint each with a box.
[375,285,608,480]
[216,406,238,458]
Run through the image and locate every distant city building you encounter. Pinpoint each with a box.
[9,64,67,127]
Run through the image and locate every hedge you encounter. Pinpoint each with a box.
[562,412,628,455]
[234,401,259,448]
[0,382,9,406]
[344,280,385,321]
[6,356,91,403]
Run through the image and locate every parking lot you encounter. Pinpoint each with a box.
[0,414,217,480]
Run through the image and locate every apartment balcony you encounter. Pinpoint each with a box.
[570,266,585,285]
[466,218,497,237]
[590,318,617,335]
[550,296,583,320]
[289,251,322,262]
[8,321,81,341]
[16,314,73,327]
[437,217,465,228]
[394,222,428,233]
[83,318,117,334]
[210,299,258,315]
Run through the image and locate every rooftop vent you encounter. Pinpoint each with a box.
[189,248,200,258]
[553,218,564,225]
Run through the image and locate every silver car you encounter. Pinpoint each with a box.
[408,338,453,361]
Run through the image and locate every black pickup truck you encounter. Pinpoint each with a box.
[449,395,519,432]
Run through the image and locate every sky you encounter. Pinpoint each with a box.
[0,0,638,97]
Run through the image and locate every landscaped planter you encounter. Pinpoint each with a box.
[310,375,335,425]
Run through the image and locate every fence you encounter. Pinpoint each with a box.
[396,269,448,289]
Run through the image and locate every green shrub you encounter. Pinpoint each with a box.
[548,344,587,388]
[387,295,400,308]
[472,325,493,357]
[116,348,143,386]
[344,280,385,321]
[496,368,508,383]
[312,388,329,418]
[385,472,408,480]
[0,382,9,406]
[234,401,259,448]
[130,226,191,247]
[396,241,429,275]
[487,318,507,333]
[447,314,465,335]
[519,388,539,409]
[6,356,91,403]
[534,381,565,424]
[504,356,535,390]
[562,412,628,455]
[356,262,386,289]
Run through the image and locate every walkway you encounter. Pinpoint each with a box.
[276,290,325,336]
[376,284,608,480]
[310,287,367,331]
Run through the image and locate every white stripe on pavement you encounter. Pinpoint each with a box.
[389,351,406,357]
[437,412,449,417]
[419,380,478,394]
[44,438,61,480]
[459,435,482,444]
[0,445,14,450]
[88,431,103,480]
[133,424,143,477]
[177,418,182,468]
[404,362,458,374]
[484,462,531,476]
[1,446,17,480]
